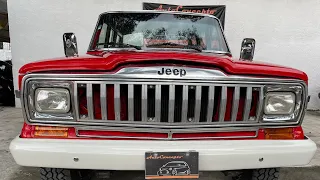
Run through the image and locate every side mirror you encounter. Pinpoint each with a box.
[63,33,78,57]
[240,38,255,61]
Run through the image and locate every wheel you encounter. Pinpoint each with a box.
[40,168,71,180]
[40,168,93,180]
[252,168,279,180]
[172,169,177,176]
[186,169,191,175]
[232,168,280,180]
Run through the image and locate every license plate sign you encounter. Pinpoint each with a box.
[145,151,199,179]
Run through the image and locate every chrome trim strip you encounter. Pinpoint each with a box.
[75,134,257,140]
[100,84,107,120]
[86,83,94,120]
[206,86,215,122]
[141,84,148,122]
[74,83,80,120]
[75,127,258,140]
[168,85,175,123]
[194,86,202,122]
[114,84,121,121]
[243,87,253,121]
[181,85,188,123]
[108,66,227,80]
[76,126,259,133]
[128,84,134,121]
[219,86,227,122]
[231,87,240,122]
[22,73,307,84]
[256,87,264,121]
[155,84,161,122]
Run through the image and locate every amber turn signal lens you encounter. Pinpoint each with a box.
[34,126,68,138]
[265,128,294,140]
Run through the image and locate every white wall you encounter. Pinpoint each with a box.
[8,0,320,109]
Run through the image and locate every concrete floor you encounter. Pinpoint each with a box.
[1,107,320,180]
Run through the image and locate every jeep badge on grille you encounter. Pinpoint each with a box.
[158,68,186,77]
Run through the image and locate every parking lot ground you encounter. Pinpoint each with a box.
[1,107,320,180]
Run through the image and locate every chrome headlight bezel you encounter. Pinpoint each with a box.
[25,80,74,121]
[262,84,305,123]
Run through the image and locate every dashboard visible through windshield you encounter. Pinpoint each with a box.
[89,12,229,53]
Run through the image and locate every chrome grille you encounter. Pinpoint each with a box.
[74,81,264,125]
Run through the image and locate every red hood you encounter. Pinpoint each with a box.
[19,51,307,82]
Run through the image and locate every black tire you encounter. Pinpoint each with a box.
[172,170,177,176]
[40,168,71,180]
[232,168,280,180]
[252,168,280,180]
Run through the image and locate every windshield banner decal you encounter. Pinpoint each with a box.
[143,2,226,28]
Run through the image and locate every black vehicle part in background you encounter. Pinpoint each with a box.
[0,60,15,106]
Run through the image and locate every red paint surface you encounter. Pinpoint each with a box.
[171,131,256,139]
[292,126,305,140]
[78,130,168,138]
[19,51,308,82]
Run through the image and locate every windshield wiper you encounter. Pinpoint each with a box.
[96,42,142,50]
[147,42,202,52]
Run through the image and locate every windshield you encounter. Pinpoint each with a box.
[89,12,229,52]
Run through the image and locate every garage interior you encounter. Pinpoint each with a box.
[0,0,14,107]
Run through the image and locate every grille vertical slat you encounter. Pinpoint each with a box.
[141,85,148,122]
[181,85,188,123]
[206,86,215,122]
[86,83,94,120]
[194,86,202,122]
[243,87,253,121]
[114,84,121,121]
[255,87,264,120]
[74,84,80,120]
[128,84,134,121]
[219,86,227,122]
[100,84,107,120]
[168,85,175,123]
[155,85,161,122]
[231,86,240,122]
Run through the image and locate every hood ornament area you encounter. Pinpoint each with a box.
[115,66,226,79]
[157,67,186,77]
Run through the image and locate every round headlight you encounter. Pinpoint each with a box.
[35,88,70,113]
[264,92,296,115]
